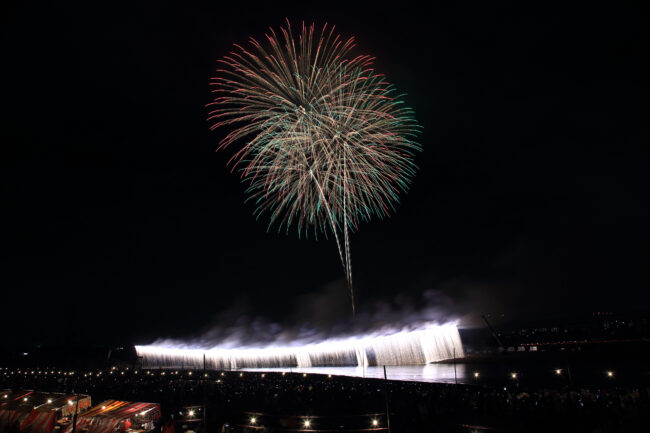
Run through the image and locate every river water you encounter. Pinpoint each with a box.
[241,359,649,387]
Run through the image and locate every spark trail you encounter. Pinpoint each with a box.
[207,20,422,314]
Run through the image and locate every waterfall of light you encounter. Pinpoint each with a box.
[135,322,463,369]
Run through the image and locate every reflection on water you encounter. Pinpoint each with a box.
[241,363,467,384]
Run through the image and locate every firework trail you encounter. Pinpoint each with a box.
[207,20,422,315]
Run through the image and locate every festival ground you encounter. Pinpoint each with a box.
[2,362,649,433]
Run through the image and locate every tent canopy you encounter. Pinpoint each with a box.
[0,391,90,414]
[62,400,161,433]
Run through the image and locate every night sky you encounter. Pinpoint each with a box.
[2,1,648,347]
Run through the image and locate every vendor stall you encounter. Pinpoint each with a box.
[27,393,92,433]
[62,400,161,433]
[0,392,91,433]
[0,391,40,432]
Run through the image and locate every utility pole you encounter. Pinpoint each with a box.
[566,363,575,390]
[382,366,391,433]
[453,347,457,385]
[203,353,207,433]
[71,395,79,433]
[482,314,505,348]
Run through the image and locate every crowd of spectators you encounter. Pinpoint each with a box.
[1,366,648,432]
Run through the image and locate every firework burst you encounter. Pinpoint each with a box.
[207,20,422,314]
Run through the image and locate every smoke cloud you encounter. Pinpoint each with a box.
[144,276,499,350]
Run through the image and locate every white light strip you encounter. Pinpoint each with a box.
[136,322,463,369]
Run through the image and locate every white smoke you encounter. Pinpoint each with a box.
[135,283,468,369]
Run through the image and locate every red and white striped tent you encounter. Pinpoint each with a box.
[25,393,91,433]
[62,400,161,433]
[51,394,92,417]
[60,400,128,433]
[19,410,56,433]
[0,392,91,433]
[0,390,37,432]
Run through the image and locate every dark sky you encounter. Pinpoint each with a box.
[1,1,648,347]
